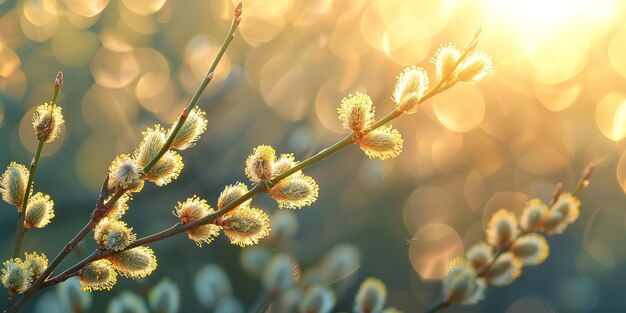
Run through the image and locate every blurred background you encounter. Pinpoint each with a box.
[1,0,626,312]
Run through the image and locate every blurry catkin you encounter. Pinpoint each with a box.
[486,209,519,248]
[194,264,233,308]
[544,192,580,234]
[321,244,360,283]
[269,172,319,209]
[174,196,220,246]
[148,278,180,313]
[520,199,548,232]
[107,155,144,192]
[441,258,485,305]
[79,260,117,291]
[108,246,157,278]
[108,292,149,313]
[510,233,549,266]
[457,51,492,83]
[482,252,521,286]
[170,107,208,150]
[217,182,251,209]
[57,277,92,311]
[354,277,387,313]
[245,145,276,182]
[144,150,184,186]
[134,125,167,168]
[32,103,64,143]
[94,218,137,251]
[299,286,335,313]
[221,207,270,247]
[273,153,297,177]
[0,162,30,208]
[24,192,55,228]
[1,258,30,296]
[269,210,298,240]
[393,66,429,114]
[338,92,375,133]
[356,125,403,160]
[465,242,493,272]
[432,44,461,81]
[263,254,297,294]
[23,252,48,282]
[240,246,272,277]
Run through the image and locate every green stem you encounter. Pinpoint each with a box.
[142,18,239,174]
[11,139,44,258]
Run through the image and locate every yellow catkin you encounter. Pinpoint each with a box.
[32,103,64,143]
[221,207,270,247]
[1,258,30,296]
[144,151,184,186]
[108,246,157,278]
[23,252,48,282]
[356,125,403,160]
[245,145,276,183]
[217,182,251,210]
[520,199,548,232]
[79,259,117,291]
[174,196,221,246]
[432,43,461,81]
[457,51,493,83]
[94,218,137,251]
[545,192,580,234]
[465,242,493,272]
[393,66,429,114]
[107,154,144,192]
[269,173,319,209]
[355,277,387,313]
[483,252,522,286]
[24,193,55,228]
[273,154,297,177]
[170,107,208,150]
[442,258,485,305]
[337,92,375,133]
[134,125,167,168]
[0,162,30,208]
[485,209,519,248]
[511,233,549,266]
[104,193,131,220]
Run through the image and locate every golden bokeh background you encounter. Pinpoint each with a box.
[1,0,626,311]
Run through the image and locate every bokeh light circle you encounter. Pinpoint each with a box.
[408,223,464,280]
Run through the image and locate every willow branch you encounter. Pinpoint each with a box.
[7,6,243,313]
[35,32,481,291]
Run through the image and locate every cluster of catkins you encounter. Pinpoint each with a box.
[72,107,323,291]
[338,42,492,160]
[0,99,64,296]
[1,33,493,298]
[439,192,581,306]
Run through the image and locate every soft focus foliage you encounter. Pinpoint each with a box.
[0,0,623,312]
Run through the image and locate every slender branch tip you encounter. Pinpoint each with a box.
[54,71,63,89]
[235,2,243,17]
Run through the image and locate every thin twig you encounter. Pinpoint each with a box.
[6,72,62,310]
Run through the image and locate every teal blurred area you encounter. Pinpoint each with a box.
[1,0,626,312]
